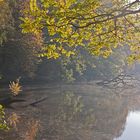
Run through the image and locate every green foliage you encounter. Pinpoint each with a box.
[0,0,138,82]
[20,0,140,61]
[0,105,9,130]
[36,45,128,82]
[59,46,127,82]
[61,54,86,82]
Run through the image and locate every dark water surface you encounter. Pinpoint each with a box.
[0,84,140,140]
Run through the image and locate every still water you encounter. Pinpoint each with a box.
[115,112,140,140]
[0,84,140,140]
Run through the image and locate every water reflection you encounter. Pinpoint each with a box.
[115,111,140,140]
[0,85,140,140]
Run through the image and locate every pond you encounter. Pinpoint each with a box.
[115,111,140,140]
[0,84,140,140]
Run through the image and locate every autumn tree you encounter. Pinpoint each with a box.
[20,0,140,61]
[0,0,42,79]
[0,0,13,45]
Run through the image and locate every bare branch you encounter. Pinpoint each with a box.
[71,8,140,28]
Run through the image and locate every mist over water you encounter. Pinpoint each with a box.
[1,84,140,140]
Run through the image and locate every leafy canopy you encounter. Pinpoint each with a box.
[20,0,140,60]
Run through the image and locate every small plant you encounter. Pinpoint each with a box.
[9,78,22,96]
[0,105,9,130]
[8,112,20,130]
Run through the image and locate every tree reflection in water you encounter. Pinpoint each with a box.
[1,84,140,140]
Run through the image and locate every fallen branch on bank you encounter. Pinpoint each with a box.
[96,72,140,89]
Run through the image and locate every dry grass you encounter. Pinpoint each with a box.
[9,78,22,96]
